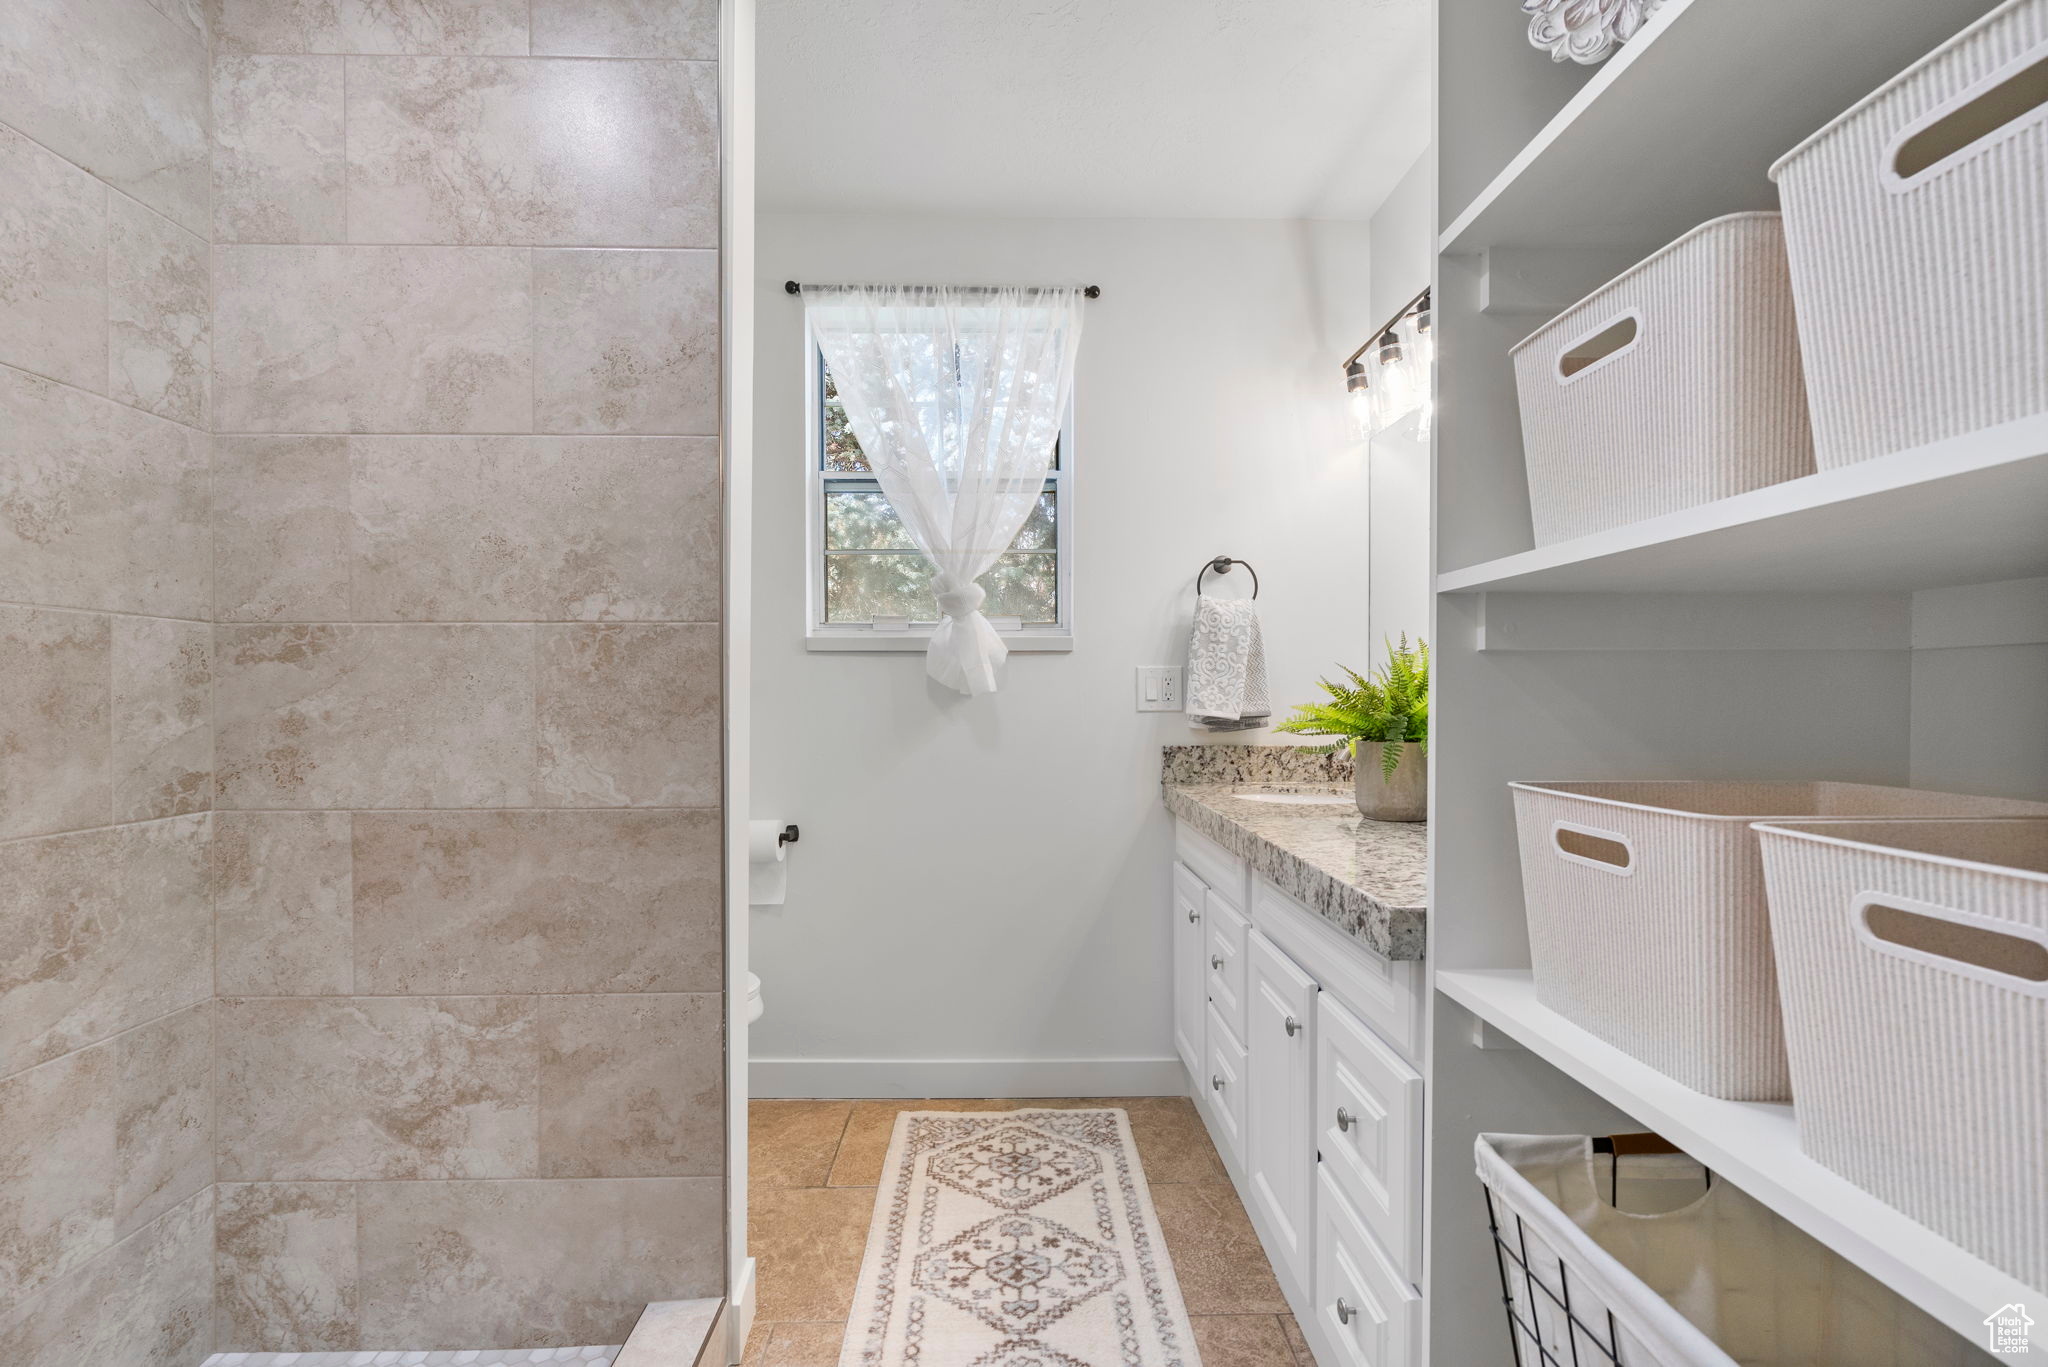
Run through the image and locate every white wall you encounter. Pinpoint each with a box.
[750,212,1380,1095]
[1365,153,1435,650]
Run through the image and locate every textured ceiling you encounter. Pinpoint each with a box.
[758,0,1433,221]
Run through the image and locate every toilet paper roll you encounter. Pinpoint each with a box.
[747,819,786,865]
[748,819,788,907]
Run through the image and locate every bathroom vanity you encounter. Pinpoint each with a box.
[1160,750,1428,1367]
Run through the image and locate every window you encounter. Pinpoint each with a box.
[805,327,1074,651]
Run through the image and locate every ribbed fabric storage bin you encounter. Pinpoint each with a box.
[1509,781,2048,1101]
[1510,214,1815,546]
[1477,1134,1978,1366]
[1756,818,2048,1290]
[1770,0,2048,469]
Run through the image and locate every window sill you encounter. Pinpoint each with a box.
[805,630,1074,654]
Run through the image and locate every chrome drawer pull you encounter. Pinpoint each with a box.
[1284,1015,1301,1037]
[1335,1298,1356,1325]
[1210,1074,1225,1092]
[1210,954,1224,970]
[1336,1107,1355,1132]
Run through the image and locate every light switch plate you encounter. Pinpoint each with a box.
[1135,666,1183,712]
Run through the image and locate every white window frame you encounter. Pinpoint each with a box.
[802,315,1076,653]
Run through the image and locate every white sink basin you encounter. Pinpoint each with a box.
[1234,791,1352,806]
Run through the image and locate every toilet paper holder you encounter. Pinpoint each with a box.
[777,824,799,847]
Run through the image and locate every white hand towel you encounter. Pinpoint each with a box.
[1185,596,1271,732]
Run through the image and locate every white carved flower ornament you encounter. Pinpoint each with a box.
[1522,0,1664,65]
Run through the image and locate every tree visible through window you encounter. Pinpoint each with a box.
[817,360,1065,628]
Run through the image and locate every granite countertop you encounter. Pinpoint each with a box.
[1162,747,1427,960]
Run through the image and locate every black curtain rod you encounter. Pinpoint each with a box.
[785,280,1100,299]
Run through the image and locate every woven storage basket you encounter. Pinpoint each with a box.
[1756,818,2048,1290]
[1770,0,2048,469]
[1477,1134,1980,1366]
[1509,781,2048,1101]
[1509,214,1814,546]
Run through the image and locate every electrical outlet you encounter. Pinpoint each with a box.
[1135,666,1182,712]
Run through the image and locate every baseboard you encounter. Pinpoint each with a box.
[725,1258,755,1365]
[749,1056,1186,1098]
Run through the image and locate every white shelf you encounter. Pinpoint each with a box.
[1436,415,2048,595]
[1439,0,2002,256]
[1436,968,2045,1351]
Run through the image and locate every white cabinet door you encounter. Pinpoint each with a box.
[1311,1168,1420,1367]
[1171,862,1207,1075]
[1316,994,1424,1282]
[1245,927,1318,1296]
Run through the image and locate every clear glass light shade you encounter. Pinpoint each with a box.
[1366,312,1432,442]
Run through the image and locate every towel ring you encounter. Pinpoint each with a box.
[1195,556,1259,599]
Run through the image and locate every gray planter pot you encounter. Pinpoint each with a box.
[1355,741,1426,822]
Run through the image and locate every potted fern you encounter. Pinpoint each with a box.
[1275,637,1429,822]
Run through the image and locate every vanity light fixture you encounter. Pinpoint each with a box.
[1343,285,1432,443]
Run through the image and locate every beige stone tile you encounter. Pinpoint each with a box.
[215,623,537,808]
[739,1321,771,1367]
[0,1185,211,1367]
[0,126,107,393]
[214,1182,361,1352]
[0,0,208,234]
[530,0,716,57]
[1114,1094,1230,1185]
[1191,1315,1299,1367]
[749,1100,853,1190]
[107,195,209,429]
[213,54,346,245]
[537,992,723,1178]
[213,434,352,622]
[1280,1312,1313,1366]
[0,365,211,618]
[213,811,353,997]
[349,436,721,621]
[112,616,212,822]
[213,244,532,434]
[354,1176,723,1346]
[535,250,720,435]
[825,1098,1023,1187]
[216,995,540,1180]
[537,623,720,807]
[1149,1182,1289,1315]
[352,810,721,994]
[145,0,207,42]
[213,0,527,54]
[0,1005,210,1307]
[749,1186,876,1323]
[0,815,211,1072]
[762,1320,846,1367]
[0,606,110,841]
[346,57,719,247]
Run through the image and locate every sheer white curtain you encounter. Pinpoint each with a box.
[809,285,1086,696]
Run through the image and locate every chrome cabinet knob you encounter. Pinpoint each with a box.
[1335,1297,1356,1325]
[1186,907,1199,923]
[1210,1074,1225,1092]
[1284,1015,1301,1037]
[1210,954,1224,970]
[1336,1107,1355,1132]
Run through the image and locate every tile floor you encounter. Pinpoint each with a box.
[201,1351,622,1366]
[743,1097,1312,1367]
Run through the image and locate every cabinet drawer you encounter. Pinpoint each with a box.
[1205,893,1250,1042]
[1201,1002,1247,1169]
[1176,820,1247,906]
[1316,994,1424,1281]
[1312,1167,1420,1367]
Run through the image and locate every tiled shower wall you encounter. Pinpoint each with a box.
[0,0,218,1361]
[1,0,726,1358]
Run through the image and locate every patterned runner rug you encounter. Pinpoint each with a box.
[840,1109,1202,1367]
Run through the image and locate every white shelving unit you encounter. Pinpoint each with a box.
[1425,2,2042,1363]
